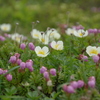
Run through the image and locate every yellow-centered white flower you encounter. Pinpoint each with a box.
[35,46,49,57]
[51,41,64,50]
[0,24,11,32]
[39,33,49,45]
[86,46,100,56]
[65,28,77,35]
[47,29,61,40]
[74,29,88,38]
[31,29,41,39]
[11,33,26,43]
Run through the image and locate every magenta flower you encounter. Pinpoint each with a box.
[9,56,16,64]
[28,42,35,50]
[28,66,34,72]
[66,85,75,93]
[77,80,84,88]
[20,62,26,69]
[40,66,47,73]
[70,81,78,89]
[14,53,20,59]
[16,59,22,65]
[20,43,26,50]
[0,35,5,41]
[25,62,32,69]
[50,68,56,76]
[92,55,99,63]
[88,80,95,88]
[43,71,49,80]
[6,74,12,81]
[0,68,3,75]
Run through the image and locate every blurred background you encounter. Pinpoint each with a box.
[0,0,100,34]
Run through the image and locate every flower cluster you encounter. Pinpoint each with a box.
[63,76,95,94]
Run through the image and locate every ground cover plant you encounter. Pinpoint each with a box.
[0,22,100,100]
[0,0,100,100]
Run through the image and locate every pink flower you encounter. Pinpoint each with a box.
[50,68,56,76]
[43,71,49,80]
[88,80,95,88]
[16,59,22,65]
[20,62,26,69]
[40,66,47,73]
[6,74,12,81]
[20,43,26,50]
[28,42,35,50]
[70,81,78,89]
[92,55,99,63]
[77,80,84,88]
[9,56,16,64]
[0,68,3,75]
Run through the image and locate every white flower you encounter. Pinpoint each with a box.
[73,29,88,38]
[65,28,77,35]
[47,80,52,86]
[47,29,61,40]
[51,41,64,50]
[0,24,11,32]
[31,29,41,39]
[39,32,49,45]
[35,46,49,57]
[86,46,100,56]
[11,33,26,43]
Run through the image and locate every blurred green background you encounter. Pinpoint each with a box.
[0,0,100,34]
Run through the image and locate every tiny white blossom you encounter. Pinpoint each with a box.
[35,46,49,57]
[47,80,52,86]
[0,24,11,32]
[10,33,26,43]
[51,40,64,50]
[86,46,100,56]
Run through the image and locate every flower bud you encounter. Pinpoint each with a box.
[28,42,35,50]
[26,59,33,65]
[28,66,34,72]
[14,53,20,59]
[47,80,52,86]
[43,71,49,80]
[3,70,8,74]
[6,74,12,81]
[40,66,47,73]
[0,36,5,41]
[20,62,26,69]
[77,80,84,88]
[66,85,75,93]
[25,62,32,69]
[0,68,3,75]
[9,56,16,64]
[92,55,99,63]
[16,59,22,65]
[63,85,68,92]
[20,43,26,50]
[81,55,88,62]
[50,68,56,76]
[89,76,95,81]
[88,80,95,88]
[70,81,78,89]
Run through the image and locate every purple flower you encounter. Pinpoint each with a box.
[77,80,84,88]
[20,43,26,50]
[0,35,5,41]
[92,55,99,63]
[14,53,20,59]
[50,68,56,76]
[20,62,26,69]
[25,62,32,69]
[40,66,47,73]
[9,56,16,64]
[70,81,78,89]
[0,68,3,75]
[3,70,8,74]
[66,85,75,93]
[28,66,34,72]
[28,42,35,50]
[16,59,22,65]
[63,85,68,92]
[26,59,33,65]
[88,80,95,88]
[81,55,88,62]
[6,74,12,81]
[43,71,49,80]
